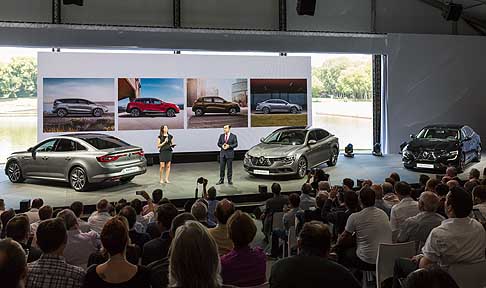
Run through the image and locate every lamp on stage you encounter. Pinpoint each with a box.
[344,143,354,158]
[372,143,383,156]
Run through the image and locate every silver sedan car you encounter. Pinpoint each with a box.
[244,127,339,178]
[5,134,147,191]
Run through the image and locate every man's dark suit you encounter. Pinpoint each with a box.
[217,132,238,183]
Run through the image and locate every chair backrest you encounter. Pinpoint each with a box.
[448,261,486,288]
[272,212,285,231]
[287,225,298,257]
[376,241,416,288]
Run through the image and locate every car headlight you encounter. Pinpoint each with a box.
[283,155,296,164]
[443,150,459,159]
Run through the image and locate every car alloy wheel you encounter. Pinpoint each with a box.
[475,146,482,162]
[70,167,87,191]
[93,108,103,117]
[166,109,176,117]
[7,161,23,183]
[297,157,307,178]
[290,107,298,114]
[57,109,67,117]
[458,153,466,173]
[195,108,204,116]
[130,109,141,117]
[262,107,270,114]
[229,107,237,115]
[327,148,338,166]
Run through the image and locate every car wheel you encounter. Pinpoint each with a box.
[327,147,339,167]
[130,108,141,117]
[290,107,298,114]
[6,161,24,183]
[70,166,89,192]
[228,107,237,116]
[120,176,135,183]
[474,146,482,162]
[92,108,103,117]
[296,157,307,179]
[166,109,176,117]
[57,108,68,118]
[195,108,204,116]
[262,107,270,114]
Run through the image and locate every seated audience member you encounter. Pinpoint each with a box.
[27,218,85,288]
[191,200,213,228]
[168,221,222,288]
[221,211,266,287]
[397,192,445,251]
[271,193,302,257]
[317,181,331,193]
[0,208,15,238]
[446,166,457,178]
[383,182,400,207]
[403,267,459,288]
[145,197,172,239]
[119,206,151,252]
[303,191,328,224]
[300,183,316,210]
[390,172,401,183]
[322,189,360,237]
[88,199,112,234]
[371,184,391,216]
[57,209,99,270]
[472,185,486,218]
[209,199,235,256]
[465,179,480,194]
[441,175,452,184]
[425,178,440,193]
[336,187,392,275]
[82,217,150,288]
[0,199,5,216]
[147,213,196,288]
[206,186,219,226]
[131,191,156,233]
[114,199,128,215]
[0,238,27,288]
[435,183,449,218]
[143,189,163,215]
[6,214,42,263]
[262,183,288,237]
[390,181,419,241]
[270,221,360,288]
[385,177,396,187]
[30,205,53,247]
[25,198,43,224]
[418,174,430,192]
[343,178,355,191]
[142,203,178,265]
[446,179,460,190]
[469,168,481,182]
[393,187,486,288]
[70,201,90,233]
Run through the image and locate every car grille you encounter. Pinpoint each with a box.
[412,150,437,161]
[249,156,286,166]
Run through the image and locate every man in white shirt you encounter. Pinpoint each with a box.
[390,182,419,241]
[24,198,44,224]
[300,183,316,211]
[88,199,112,234]
[392,187,486,288]
[336,187,392,273]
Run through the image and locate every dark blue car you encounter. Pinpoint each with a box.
[401,124,481,172]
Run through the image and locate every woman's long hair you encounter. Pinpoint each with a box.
[169,221,222,288]
[159,125,168,138]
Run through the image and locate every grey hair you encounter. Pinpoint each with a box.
[419,192,441,212]
[318,181,331,192]
[169,221,222,288]
[191,201,208,221]
[57,209,78,230]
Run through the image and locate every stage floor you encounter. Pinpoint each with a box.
[1,153,485,209]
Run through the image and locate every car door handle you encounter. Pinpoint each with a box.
[65,157,72,161]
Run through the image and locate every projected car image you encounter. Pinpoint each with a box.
[52,98,109,117]
[126,97,180,117]
[401,124,481,172]
[255,99,302,114]
[5,134,147,191]
[192,96,240,116]
[244,127,339,178]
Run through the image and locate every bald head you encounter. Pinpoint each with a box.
[446,166,457,177]
[214,199,235,225]
[419,191,441,212]
[370,184,383,199]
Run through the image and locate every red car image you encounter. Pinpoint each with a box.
[126,98,180,117]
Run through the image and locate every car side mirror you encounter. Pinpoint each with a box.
[308,139,317,145]
[410,134,415,139]
[27,147,33,152]
[260,137,265,143]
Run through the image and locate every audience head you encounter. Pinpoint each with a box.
[382,182,394,194]
[207,186,217,200]
[446,187,473,218]
[52,208,63,218]
[395,181,411,198]
[6,215,30,243]
[96,199,110,213]
[446,180,459,190]
[301,183,312,195]
[418,192,441,213]
[403,267,459,288]
[442,175,452,184]
[318,181,331,192]
[31,198,44,210]
[118,206,137,230]
[214,199,235,225]
[473,185,486,204]
[470,168,480,180]
[465,179,480,193]
[362,179,373,187]
[342,178,354,190]
[359,187,376,208]
[152,189,163,204]
[227,210,256,249]
[0,199,4,211]
[57,209,78,230]
[298,221,331,257]
[36,218,67,254]
[271,183,281,196]
[370,184,384,199]
[389,172,401,183]
[288,193,301,209]
[385,177,396,186]
[446,166,458,178]
[425,178,440,193]
[435,183,450,197]
[343,191,359,211]
[170,213,197,237]
[419,174,430,186]
[1,209,15,235]
[115,200,128,215]
[69,201,84,218]
[101,216,129,257]
[191,201,208,222]
[169,221,221,288]
[130,198,143,215]
[0,238,27,288]
[156,203,179,232]
[316,192,329,209]
[38,205,53,221]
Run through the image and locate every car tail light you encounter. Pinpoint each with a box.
[133,151,144,157]
[96,154,127,163]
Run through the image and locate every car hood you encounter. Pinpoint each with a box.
[248,143,303,157]
[406,138,459,152]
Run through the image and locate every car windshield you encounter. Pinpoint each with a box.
[80,136,130,149]
[416,128,459,140]
[262,130,306,145]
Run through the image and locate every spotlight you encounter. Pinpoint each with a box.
[344,143,354,158]
[372,143,383,156]
[296,0,317,16]
[442,3,462,21]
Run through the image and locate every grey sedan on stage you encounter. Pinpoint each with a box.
[5,134,147,191]
[244,127,339,178]
[255,99,303,114]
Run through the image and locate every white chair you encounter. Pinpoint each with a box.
[448,261,486,288]
[375,241,416,288]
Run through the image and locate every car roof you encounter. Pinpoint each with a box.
[60,133,112,139]
[422,124,464,129]
[274,126,308,132]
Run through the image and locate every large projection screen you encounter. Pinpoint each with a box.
[37,52,311,153]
